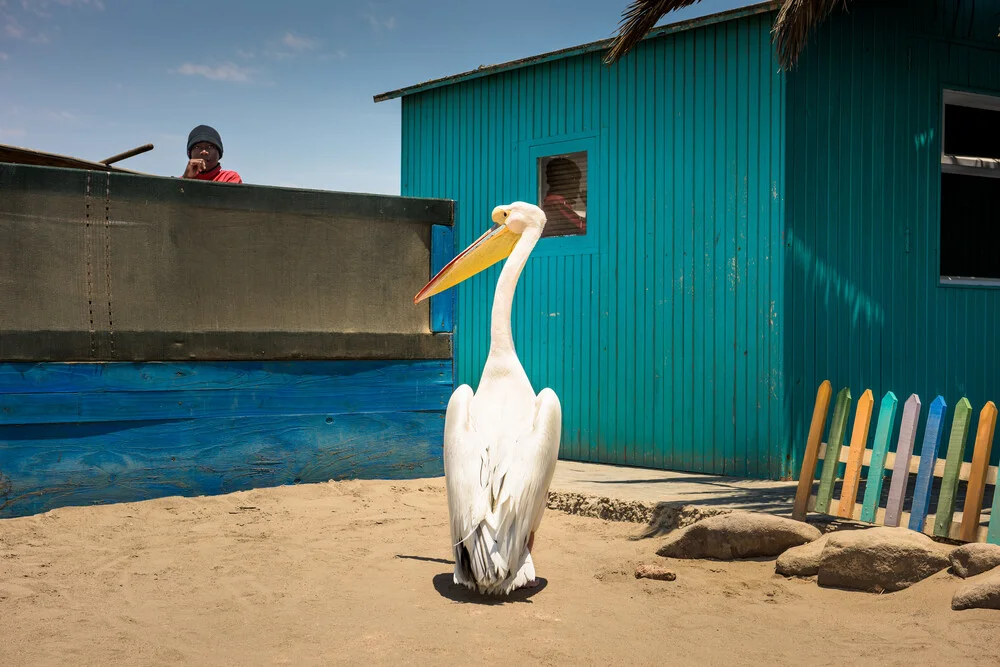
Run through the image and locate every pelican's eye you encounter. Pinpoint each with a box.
[503,211,509,218]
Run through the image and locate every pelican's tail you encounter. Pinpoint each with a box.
[453,511,536,596]
[453,513,506,592]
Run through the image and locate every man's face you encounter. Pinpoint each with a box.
[190,141,220,169]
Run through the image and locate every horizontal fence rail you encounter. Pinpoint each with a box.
[795,380,999,544]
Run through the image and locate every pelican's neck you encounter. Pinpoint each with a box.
[489,227,540,356]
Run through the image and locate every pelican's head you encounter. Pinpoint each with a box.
[414,201,546,304]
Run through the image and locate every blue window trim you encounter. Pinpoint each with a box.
[521,132,599,257]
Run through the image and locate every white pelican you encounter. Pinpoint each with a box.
[414,201,562,596]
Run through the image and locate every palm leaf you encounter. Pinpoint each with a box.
[772,0,849,68]
[604,0,706,64]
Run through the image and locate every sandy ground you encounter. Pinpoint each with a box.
[2,478,999,666]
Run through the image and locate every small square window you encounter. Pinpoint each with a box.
[939,90,1000,285]
[537,151,588,238]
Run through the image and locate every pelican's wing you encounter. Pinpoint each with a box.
[490,387,562,577]
[441,384,491,580]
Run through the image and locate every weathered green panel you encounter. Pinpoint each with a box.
[785,0,1000,475]
[401,13,787,477]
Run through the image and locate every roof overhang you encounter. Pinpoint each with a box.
[373,1,779,103]
[0,143,145,174]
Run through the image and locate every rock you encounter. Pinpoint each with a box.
[816,526,952,593]
[634,564,676,581]
[635,503,733,540]
[952,570,1000,610]
[655,511,821,560]
[776,533,832,577]
[949,543,1000,579]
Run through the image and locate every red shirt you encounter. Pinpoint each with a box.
[194,164,242,183]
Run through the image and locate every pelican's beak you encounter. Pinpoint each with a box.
[414,215,519,304]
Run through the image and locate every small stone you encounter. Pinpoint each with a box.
[949,543,1000,579]
[952,569,1000,610]
[635,564,676,581]
[656,511,821,560]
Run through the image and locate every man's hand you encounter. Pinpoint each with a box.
[183,158,207,178]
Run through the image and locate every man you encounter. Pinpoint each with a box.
[182,124,242,183]
[540,156,586,236]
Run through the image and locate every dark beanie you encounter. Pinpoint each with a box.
[187,125,223,158]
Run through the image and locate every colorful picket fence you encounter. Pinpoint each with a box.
[794,381,1000,544]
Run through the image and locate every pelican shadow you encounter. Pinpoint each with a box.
[432,572,547,604]
[395,554,454,565]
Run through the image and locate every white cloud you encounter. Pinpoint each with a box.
[263,31,323,60]
[0,51,8,60]
[280,31,318,52]
[3,14,26,38]
[2,0,102,42]
[21,0,105,15]
[236,48,255,59]
[364,11,396,32]
[176,62,255,83]
[0,126,27,139]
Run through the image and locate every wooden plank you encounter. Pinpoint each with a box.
[908,396,947,533]
[860,391,898,523]
[793,380,832,520]
[837,389,874,519]
[816,437,999,485]
[885,394,920,526]
[934,397,972,538]
[0,361,452,425]
[430,224,456,333]
[0,359,451,394]
[815,387,851,514]
[0,331,454,363]
[989,466,1000,544]
[0,411,446,519]
[961,401,997,542]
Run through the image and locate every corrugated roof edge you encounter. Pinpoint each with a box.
[373,1,779,103]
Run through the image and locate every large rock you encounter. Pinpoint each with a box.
[949,543,1000,579]
[816,526,952,593]
[952,570,1000,610]
[776,533,832,577]
[655,511,821,560]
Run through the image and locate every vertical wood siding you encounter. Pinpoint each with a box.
[401,13,787,477]
[785,0,1000,474]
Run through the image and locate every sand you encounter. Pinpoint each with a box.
[2,478,998,666]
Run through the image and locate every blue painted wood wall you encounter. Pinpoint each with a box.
[784,0,1000,474]
[399,9,788,477]
[0,360,451,518]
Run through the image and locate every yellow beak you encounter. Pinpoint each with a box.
[414,221,519,304]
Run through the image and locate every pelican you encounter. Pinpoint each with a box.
[414,201,561,596]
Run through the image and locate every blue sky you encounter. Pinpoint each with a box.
[1,0,749,194]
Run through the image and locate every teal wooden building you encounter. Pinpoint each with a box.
[376,0,1000,480]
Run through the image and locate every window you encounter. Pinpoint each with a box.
[939,89,1000,285]
[523,133,598,256]
[537,151,588,238]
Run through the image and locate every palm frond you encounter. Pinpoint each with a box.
[604,0,706,64]
[771,0,849,69]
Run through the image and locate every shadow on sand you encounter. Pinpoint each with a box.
[432,572,548,605]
